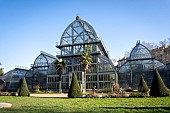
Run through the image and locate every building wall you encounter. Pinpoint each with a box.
[151,45,170,64]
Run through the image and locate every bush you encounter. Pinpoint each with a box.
[150,68,170,97]
[129,92,149,98]
[138,76,150,93]
[32,90,43,94]
[18,78,30,96]
[0,92,8,96]
[109,94,130,98]
[125,88,133,92]
[35,84,40,92]
[0,92,16,96]
[68,73,82,98]
[96,88,113,93]
[115,83,120,92]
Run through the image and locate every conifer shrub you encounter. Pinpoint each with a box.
[18,78,30,96]
[150,68,170,97]
[138,76,149,93]
[68,72,82,98]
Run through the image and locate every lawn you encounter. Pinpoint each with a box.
[0,96,170,113]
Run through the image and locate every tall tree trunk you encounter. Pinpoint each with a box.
[59,74,62,93]
[84,69,86,92]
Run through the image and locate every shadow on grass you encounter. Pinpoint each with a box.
[0,108,88,113]
[100,106,170,110]
[1,107,170,113]
[1,106,170,113]
[98,106,170,113]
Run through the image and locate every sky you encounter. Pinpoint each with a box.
[0,0,170,73]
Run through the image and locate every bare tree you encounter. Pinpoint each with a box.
[141,41,155,50]
[168,38,170,46]
[159,39,167,47]
[154,44,159,49]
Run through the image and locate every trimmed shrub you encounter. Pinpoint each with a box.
[18,78,30,96]
[150,68,170,97]
[68,73,82,98]
[138,76,150,93]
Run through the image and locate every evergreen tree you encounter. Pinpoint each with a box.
[68,73,82,98]
[150,68,170,97]
[138,76,150,93]
[18,78,30,96]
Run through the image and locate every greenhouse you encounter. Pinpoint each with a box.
[0,68,28,91]
[3,16,169,92]
[47,16,117,92]
[24,16,117,92]
[25,51,56,91]
[118,41,170,89]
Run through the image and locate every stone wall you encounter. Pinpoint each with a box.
[151,45,170,64]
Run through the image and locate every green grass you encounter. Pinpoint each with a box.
[0,96,170,113]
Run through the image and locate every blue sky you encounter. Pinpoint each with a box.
[0,0,170,72]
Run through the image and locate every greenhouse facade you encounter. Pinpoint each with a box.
[1,16,170,92]
[24,16,118,92]
[0,68,28,91]
[118,41,170,89]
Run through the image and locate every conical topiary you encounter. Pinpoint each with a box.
[68,72,82,98]
[138,76,149,93]
[150,68,170,97]
[18,77,30,96]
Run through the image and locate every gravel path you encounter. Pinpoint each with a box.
[30,93,68,98]
[0,103,12,108]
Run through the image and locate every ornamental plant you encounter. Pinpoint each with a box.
[18,77,30,96]
[79,45,92,92]
[138,76,149,93]
[150,68,170,97]
[68,72,82,98]
[54,58,66,93]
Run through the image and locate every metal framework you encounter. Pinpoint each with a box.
[47,16,117,92]
[3,16,117,92]
[0,68,27,91]
[25,51,56,91]
[118,41,170,89]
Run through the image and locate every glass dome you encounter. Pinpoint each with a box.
[60,16,99,46]
[0,68,27,91]
[57,16,102,57]
[118,41,169,89]
[129,41,152,60]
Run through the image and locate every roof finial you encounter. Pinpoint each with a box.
[76,16,81,20]
[136,40,140,45]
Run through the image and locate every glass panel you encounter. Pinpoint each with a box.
[130,44,152,60]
